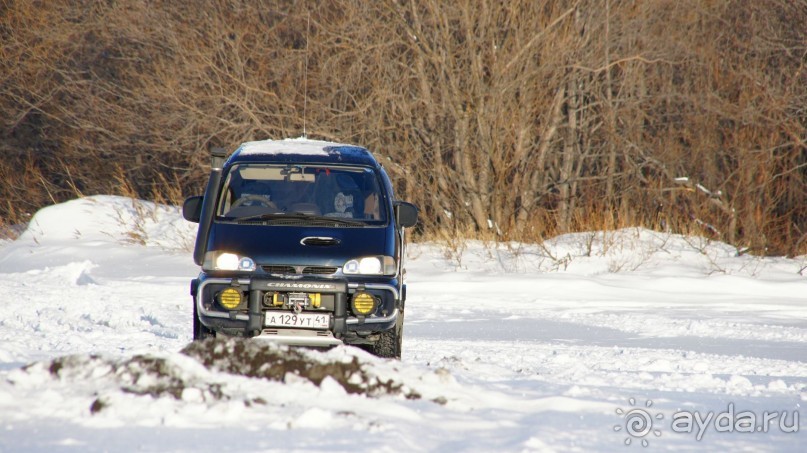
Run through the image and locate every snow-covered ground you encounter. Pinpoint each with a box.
[0,196,804,452]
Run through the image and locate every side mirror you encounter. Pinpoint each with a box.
[394,201,418,228]
[182,196,204,223]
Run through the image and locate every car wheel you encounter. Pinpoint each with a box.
[372,310,403,359]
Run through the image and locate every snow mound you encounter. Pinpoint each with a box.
[5,339,438,423]
[44,260,98,286]
[18,195,196,250]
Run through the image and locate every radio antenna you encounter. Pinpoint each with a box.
[302,12,310,138]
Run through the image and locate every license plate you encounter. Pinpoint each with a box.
[264,312,330,329]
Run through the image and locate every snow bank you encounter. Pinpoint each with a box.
[17,195,196,250]
[410,228,806,278]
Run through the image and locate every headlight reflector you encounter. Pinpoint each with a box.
[238,257,256,271]
[351,291,376,316]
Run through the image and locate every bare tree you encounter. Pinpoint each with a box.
[1,0,805,254]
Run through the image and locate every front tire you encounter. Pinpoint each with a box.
[372,310,404,359]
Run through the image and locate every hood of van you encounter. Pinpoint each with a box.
[205,223,391,269]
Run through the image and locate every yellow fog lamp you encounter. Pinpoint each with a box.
[351,292,376,316]
[218,287,242,309]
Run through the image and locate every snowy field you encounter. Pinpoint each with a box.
[0,195,805,452]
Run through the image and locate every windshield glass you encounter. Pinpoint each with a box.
[215,164,386,224]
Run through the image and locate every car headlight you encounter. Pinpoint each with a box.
[343,256,396,276]
[203,251,256,272]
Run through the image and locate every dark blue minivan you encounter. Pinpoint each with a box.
[183,138,418,358]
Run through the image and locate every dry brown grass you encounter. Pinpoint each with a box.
[1,0,805,255]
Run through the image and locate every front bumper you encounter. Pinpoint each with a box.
[256,329,343,347]
[194,275,400,343]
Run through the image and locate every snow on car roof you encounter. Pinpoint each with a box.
[231,137,378,166]
[237,137,347,156]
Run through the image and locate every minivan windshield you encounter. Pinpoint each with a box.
[215,164,387,225]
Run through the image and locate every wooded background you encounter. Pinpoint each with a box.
[2,0,806,255]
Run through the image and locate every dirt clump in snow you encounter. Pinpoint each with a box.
[39,353,226,413]
[181,337,420,399]
[10,338,422,416]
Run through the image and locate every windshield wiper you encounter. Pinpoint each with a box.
[236,212,364,226]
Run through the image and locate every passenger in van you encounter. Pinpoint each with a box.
[315,172,363,218]
[364,192,380,220]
